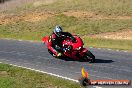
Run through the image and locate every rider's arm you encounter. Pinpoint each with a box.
[62,32,76,42]
[62,32,72,37]
[51,33,63,51]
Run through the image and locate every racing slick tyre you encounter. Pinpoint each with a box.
[83,51,95,63]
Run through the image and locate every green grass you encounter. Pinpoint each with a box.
[49,0,132,16]
[0,14,132,37]
[0,0,132,50]
[0,1,131,87]
[83,37,132,50]
[7,0,132,16]
[0,63,82,88]
[0,14,132,50]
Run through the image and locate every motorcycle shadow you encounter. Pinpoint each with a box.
[59,57,88,62]
[58,57,79,61]
[57,57,92,62]
[94,58,114,63]
[58,57,114,63]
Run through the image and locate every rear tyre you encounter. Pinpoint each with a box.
[84,51,95,63]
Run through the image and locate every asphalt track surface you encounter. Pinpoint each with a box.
[0,39,132,88]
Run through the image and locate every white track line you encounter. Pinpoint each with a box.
[89,47,129,53]
[107,49,112,50]
[93,86,103,88]
[0,62,78,82]
[0,62,103,88]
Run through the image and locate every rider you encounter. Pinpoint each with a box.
[50,25,76,57]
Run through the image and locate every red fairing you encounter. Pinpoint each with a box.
[42,36,49,44]
[42,36,59,56]
[62,36,83,50]
[42,35,94,61]
[61,35,89,60]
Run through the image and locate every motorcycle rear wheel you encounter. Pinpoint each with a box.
[83,51,95,63]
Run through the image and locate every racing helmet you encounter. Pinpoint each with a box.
[54,26,63,37]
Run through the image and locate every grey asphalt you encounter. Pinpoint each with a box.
[0,39,132,88]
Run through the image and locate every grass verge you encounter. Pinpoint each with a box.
[0,14,132,50]
[83,37,132,50]
[0,63,82,88]
[0,0,132,50]
[6,0,132,16]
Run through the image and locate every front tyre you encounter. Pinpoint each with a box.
[84,51,95,63]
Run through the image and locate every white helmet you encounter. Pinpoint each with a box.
[54,26,63,37]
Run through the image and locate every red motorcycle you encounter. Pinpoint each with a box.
[42,35,95,63]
